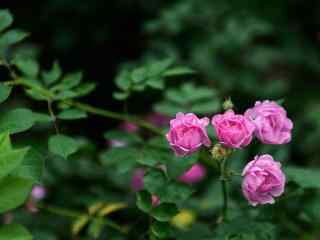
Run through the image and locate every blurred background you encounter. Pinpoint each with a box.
[1,0,320,239]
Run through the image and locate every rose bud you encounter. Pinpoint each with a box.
[131,168,145,192]
[245,100,293,144]
[31,185,47,201]
[178,164,206,184]
[166,113,211,156]
[211,110,255,148]
[242,154,286,206]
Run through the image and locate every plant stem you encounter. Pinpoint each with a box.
[36,203,127,234]
[221,176,228,219]
[220,158,229,222]
[47,100,60,134]
[3,79,163,136]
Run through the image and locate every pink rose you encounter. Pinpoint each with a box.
[166,113,211,156]
[242,154,285,206]
[211,110,255,148]
[244,100,293,144]
[178,164,206,184]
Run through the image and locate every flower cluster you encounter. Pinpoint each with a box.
[166,100,293,206]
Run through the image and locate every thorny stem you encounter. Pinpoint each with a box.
[36,203,127,234]
[2,72,163,136]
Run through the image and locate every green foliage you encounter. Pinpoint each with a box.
[0,176,33,213]
[151,203,179,222]
[0,82,12,103]
[42,61,62,86]
[0,131,40,216]
[12,149,43,184]
[0,3,318,240]
[48,134,82,159]
[0,10,13,32]
[155,83,220,116]
[0,9,28,57]
[0,224,32,240]
[11,57,96,102]
[57,109,87,120]
[144,169,194,203]
[0,133,29,179]
[285,166,320,189]
[100,147,140,174]
[114,58,194,100]
[104,130,142,144]
[0,108,35,134]
[214,218,276,240]
[151,221,173,239]
[136,190,153,213]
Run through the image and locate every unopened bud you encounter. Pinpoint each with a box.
[223,98,234,111]
[210,143,232,161]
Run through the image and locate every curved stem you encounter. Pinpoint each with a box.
[36,203,127,234]
[4,79,163,136]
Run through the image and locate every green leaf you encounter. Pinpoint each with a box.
[285,166,320,189]
[115,69,131,90]
[57,109,87,120]
[131,67,147,83]
[166,154,198,179]
[25,89,48,101]
[53,90,77,100]
[0,146,29,180]
[0,224,32,240]
[176,224,212,240]
[113,91,129,100]
[104,130,142,144]
[0,29,28,47]
[136,190,152,213]
[137,148,165,167]
[151,221,173,239]
[73,83,96,97]
[155,83,220,115]
[151,203,179,222]
[87,218,105,239]
[32,112,53,123]
[0,10,13,32]
[144,169,167,194]
[42,61,62,86]
[0,108,35,134]
[0,82,11,104]
[163,66,195,77]
[13,58,39,77]
[148,58,174,77]
[48,134,81,159]
[159,182,194,203]
[214,218,276,240]
[0,131,11,153]
[147,77,164,90]
[12,149,43,184]
[60,71,82,89]
[100,147,140,173]
[0,176,33,213]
